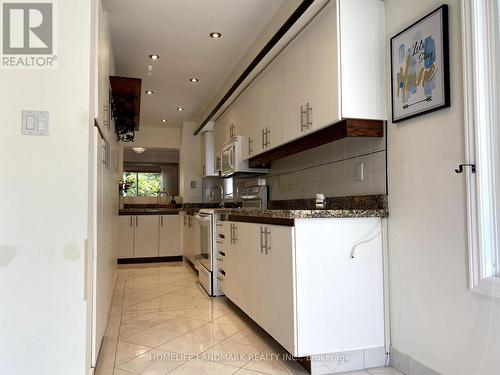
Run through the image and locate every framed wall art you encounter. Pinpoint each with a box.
[390,5,450,123]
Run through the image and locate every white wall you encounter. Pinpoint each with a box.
[179,121,202,202]
[130,126,181,149]
[0,0,92,374]
[386,1,500,374]
[117,126,181,178]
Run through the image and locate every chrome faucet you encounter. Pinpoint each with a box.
[210,185,225,208]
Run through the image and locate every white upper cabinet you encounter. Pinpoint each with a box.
[284,26,311,143]
[306,1,341,132]
[339,0,386,120]
[201,131,217,177]
[213,0,385,160]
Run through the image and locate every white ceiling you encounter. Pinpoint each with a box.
[103,0,285,129]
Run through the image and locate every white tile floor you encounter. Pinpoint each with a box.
[95,262,403,375]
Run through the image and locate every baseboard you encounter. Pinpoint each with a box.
[117,255,183,264]
[310,346,387,374]
[390,347,441,375]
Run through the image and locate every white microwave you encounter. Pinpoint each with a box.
[220,136,268,177]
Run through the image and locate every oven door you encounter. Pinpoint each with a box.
[196,213,213,272]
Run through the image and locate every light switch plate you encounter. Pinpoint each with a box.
[22,110,49,136]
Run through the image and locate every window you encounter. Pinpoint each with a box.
[462,0,500,297]
[123,172,162,197]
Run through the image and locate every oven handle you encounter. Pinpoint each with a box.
[228,146,235,169]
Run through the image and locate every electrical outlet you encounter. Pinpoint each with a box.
[356,162,364,181]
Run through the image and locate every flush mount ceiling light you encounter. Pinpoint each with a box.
[177,107,184,111]
[209,32,222,39]
[161,119,167,123]
[148,54,160,60]
[190,78,199,83]
[132,147,146,154]
[145,90,154,95]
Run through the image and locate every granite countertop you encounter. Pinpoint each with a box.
[119,195,388,218]
[217,208,388,219]
[119,208,181,216]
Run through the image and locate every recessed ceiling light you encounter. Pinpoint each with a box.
[161,119,167,123]
[177,107,184,111]
[149,54,160,60]
[145,90,154,95]
[209,32,222,39]
[190,78,199,83]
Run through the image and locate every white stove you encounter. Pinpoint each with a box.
[196,209,223,296]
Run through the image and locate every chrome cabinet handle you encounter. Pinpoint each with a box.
[130,216,133,227]
[233,224,238,243]
[260,226,265,254]
[135,216,139,227]
[265,127,270,147]
[306,102,312,129]
[248,137,253,154]
[300,105,307,131]
[103,104,109,128]
[265,228,271,255]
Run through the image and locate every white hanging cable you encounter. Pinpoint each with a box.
[350,224,381,259]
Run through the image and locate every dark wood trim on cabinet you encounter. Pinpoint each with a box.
[225,215,294,227]
[193,0,315,135]
[117,256,183,264]
[248,119,384,168]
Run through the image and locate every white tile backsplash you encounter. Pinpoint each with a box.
[234,129,387,200]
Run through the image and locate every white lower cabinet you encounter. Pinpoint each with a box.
[222,218,384,358]
[118,216,135,258]
[133,215,159,258]
[159,215,181,256]
[223,222,295,353]
[118,214,180,259]
[183,214,198,265]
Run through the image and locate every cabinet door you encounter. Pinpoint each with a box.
[225,101,241,142]
[241,57,285,159]
[240,81,261,159]
[267,225,296,354]
[159,215,181,256]
[248,224,270,330]
[221,222,236,298]
[261,56,285,151]
[284,29,309,144]
[202,132,217,177]
[118,216,134,259]
[184,215,194,264]
[134,215,159,258]
[307,1,341,131]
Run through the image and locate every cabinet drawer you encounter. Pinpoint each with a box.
[216,250,226,271]
[216,270,225,293]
